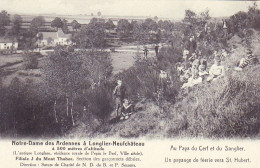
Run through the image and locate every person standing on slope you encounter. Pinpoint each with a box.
[113,80,125,117]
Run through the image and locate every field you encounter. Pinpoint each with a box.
[0,54,23,68]
[0,45,142,87]
[111,51,136,74]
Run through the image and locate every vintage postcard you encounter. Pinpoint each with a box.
[0,0,259,167]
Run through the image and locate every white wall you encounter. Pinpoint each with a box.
[0,42,18,50]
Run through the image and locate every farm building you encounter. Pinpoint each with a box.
[37,28,73,47]
[0,37,18,54]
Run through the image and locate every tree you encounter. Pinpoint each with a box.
[19,30,37,50]
[143,18,158,32]
[199,9,211,22]
[43,48,85,126]
[90,18,99,24]
[30,16,45,33]
[105,19,115,33]
[163,20,174,32]
[43,47,113,126]
[154,16,159,22]
[183,9,197,25]
[71,20,81,32]
[51,17,63,30]
[117,19,131,39]
[97,11,102,17]
[130,20,138,31]
[158,20,164,29]
[132,18,160,44]
[10,14,22,38]
[248,2,260,29]
[74,18,106,48]
[228,11,249,34]
[0,10,10,36]
[62,19,69,33]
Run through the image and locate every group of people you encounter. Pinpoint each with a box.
[179,49,226,89]
[177,43,258,89]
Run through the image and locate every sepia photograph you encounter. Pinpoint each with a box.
[0,0,259,140]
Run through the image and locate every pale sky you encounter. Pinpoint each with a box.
[0,0,259,19]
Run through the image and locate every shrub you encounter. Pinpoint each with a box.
[23,52,41,69]
[115,47,182,105]
[0,78,58,138]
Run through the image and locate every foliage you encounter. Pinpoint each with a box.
[0,10,10,36]
[116,47,182,104]
[10,14,22,38]
[105,19,115,32]
[51,17,63,30]
[23,52,41,69]
[0,78,57,137]
[43,47,113,127]
[30,16,45,33]
[199,8,211,22]
[19,30,38,50]
[97,11,102,17]
[117,19,132,39]
[183,9,197,24]
[62,19,69,33]
[73,18,106,48]
[133,18,161,44]
[0,47,114,137]
[71,20,81,32]
[227,2,260,35]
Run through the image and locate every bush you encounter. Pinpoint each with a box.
[115,47,182,104]
[23,52,41,69]
[0,78,58,138]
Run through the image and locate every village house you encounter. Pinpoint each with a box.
[0,37,18,54]
[37,28,73,47]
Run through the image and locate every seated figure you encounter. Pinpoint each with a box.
[180,67,191,83]
[120,99,134,120]
[182,59,202,88]
[221,49,228,58]
[198,59,208,80]
[176,62,185,76]
[234,48,259,71]
[183,49,190,61]
[207,56,225,82]
[189,52,198,62]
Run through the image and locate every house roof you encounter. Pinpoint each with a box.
[41,32,58,40]
[39,28,71,40]
[0,37,17,43]
[57,28,72,39]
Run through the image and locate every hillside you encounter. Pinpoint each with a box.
[66,30,260,139]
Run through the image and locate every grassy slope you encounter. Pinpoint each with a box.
[66,31,260,139]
